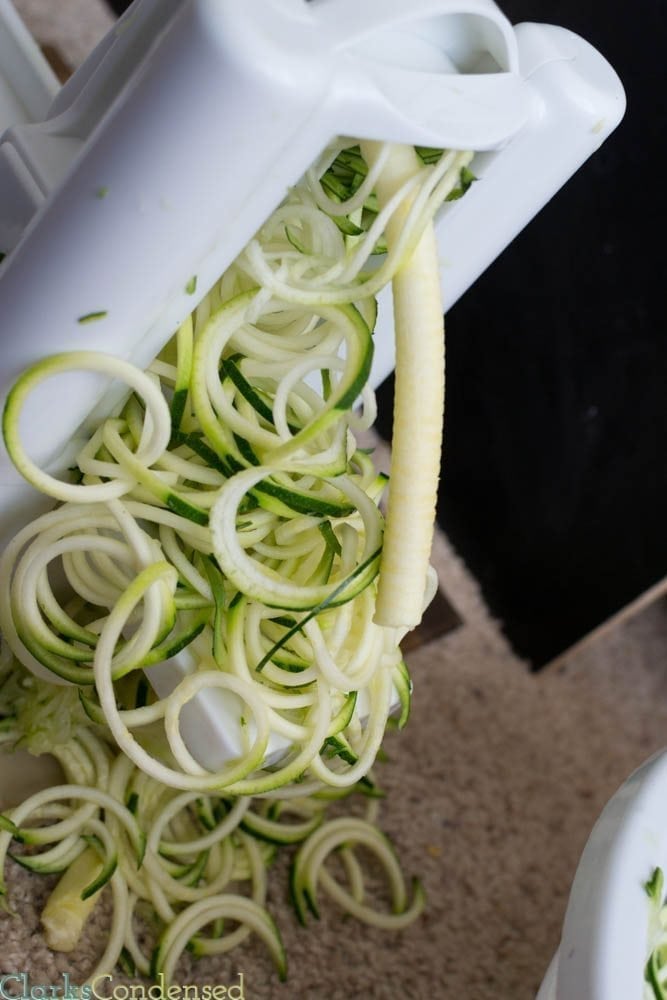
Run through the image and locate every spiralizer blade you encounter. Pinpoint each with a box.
[0,0,625,769]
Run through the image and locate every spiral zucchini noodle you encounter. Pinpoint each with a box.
[0,141,473,981]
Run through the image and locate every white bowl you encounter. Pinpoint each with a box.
[538,748,667,999]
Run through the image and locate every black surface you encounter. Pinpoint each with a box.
[104,0,130,15]
[376,1,667,666]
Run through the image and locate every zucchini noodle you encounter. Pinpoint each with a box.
[0,141,472,982]
[645,867,667,998]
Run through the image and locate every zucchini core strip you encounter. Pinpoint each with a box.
[359,142,472,628]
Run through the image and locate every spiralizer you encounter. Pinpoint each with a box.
[0,0,625,769]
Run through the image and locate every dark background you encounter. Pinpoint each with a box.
[107,0,667,668]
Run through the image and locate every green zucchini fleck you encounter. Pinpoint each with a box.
[77,310,108,324]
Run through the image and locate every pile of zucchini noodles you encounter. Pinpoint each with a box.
[0,140,472,982]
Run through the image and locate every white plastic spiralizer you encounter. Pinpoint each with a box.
[0,0,626,769]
